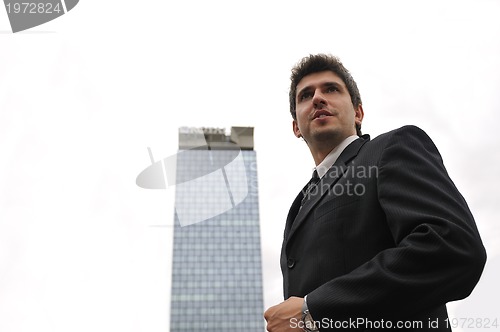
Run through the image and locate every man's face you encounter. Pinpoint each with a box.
[292,70,363,148]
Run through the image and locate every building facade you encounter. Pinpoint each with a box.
[170,127,265,331]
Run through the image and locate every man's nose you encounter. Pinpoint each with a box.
[312,90,326,108]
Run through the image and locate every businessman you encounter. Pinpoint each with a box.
[264,54,486,331]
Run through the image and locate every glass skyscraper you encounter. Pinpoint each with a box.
[169,127,265,331]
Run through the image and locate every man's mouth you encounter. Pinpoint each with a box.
[313,110,333,120]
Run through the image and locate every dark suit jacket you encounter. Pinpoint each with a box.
[281,126,486,331]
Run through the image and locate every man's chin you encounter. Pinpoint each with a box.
[312,128,342,142]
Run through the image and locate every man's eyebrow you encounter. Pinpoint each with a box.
[297,81,343,98]
[323,81,342,89]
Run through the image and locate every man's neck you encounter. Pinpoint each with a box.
[311,146,336,166]
[310,135,359,167]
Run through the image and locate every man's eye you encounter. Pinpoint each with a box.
[300,92,312,101]
[326,86,338,92]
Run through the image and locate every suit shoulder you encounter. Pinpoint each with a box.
[362,125,439,162]
[370,125,433,144]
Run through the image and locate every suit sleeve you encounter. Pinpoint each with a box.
[307,125,486,321]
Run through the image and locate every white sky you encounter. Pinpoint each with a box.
[1,1,499,331]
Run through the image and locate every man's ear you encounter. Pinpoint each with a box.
[292,119,302,138]
[354,104,364,127]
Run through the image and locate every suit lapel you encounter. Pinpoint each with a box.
[284,136,369,244]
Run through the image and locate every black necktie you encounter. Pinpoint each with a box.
[301,170,320,207]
